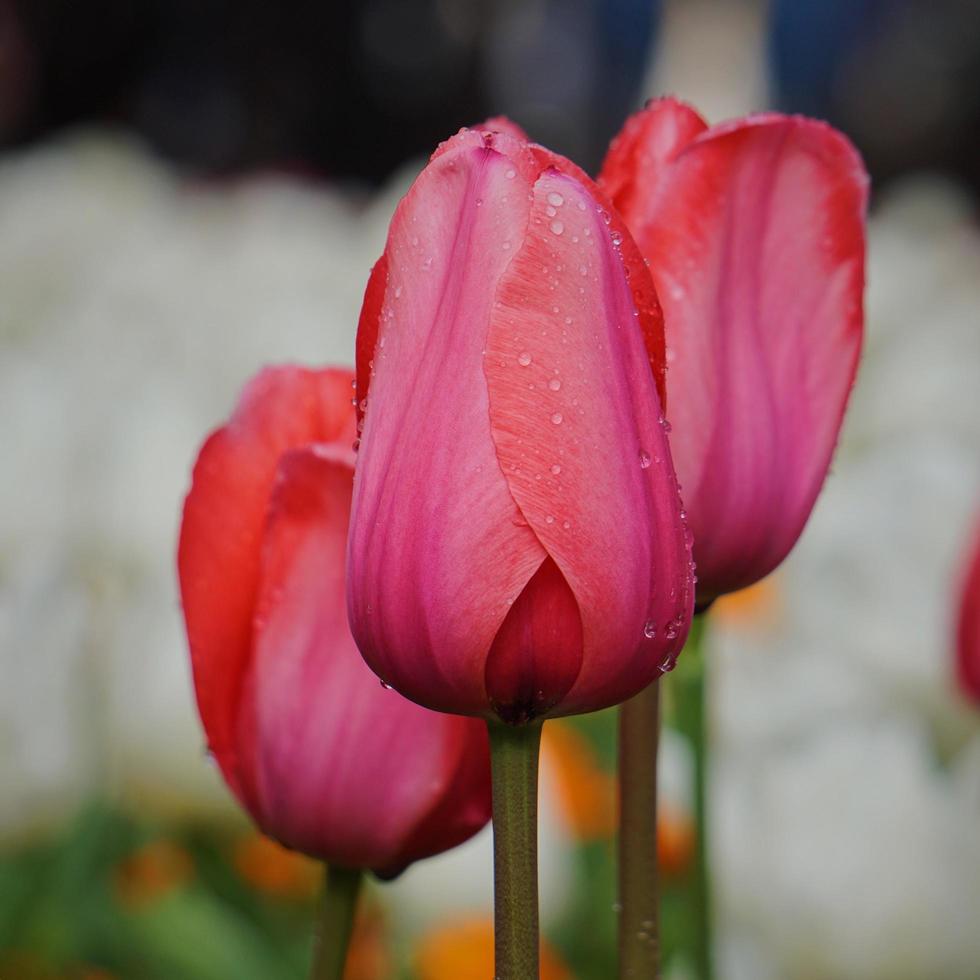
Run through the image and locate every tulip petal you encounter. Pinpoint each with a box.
[348,139,549,717]
[608,112,868,599]
[956,520,980,705]
[530,143,669,409]
[355,255,388,431]
[248,447,489,870]
[484,556,584,724]
[177,367,355,806]
[598,97,708,220]
[484,169,694,714]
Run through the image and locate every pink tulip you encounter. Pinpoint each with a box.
[600,99,869,603]
[178,366,491,876]
[347,123,695,725]
[956,516,980,705]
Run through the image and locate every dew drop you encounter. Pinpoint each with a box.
[551,464,561,475]
[550,220,564,236]
[505,168,516,179]
[639,450,651,468]
[551,412,563,425]
[502,240,511,250]
[548,378,561,391]
[547,191,564,207]
[545,514,556,524]
[562,520,571,529]
[379,679,392,690]
[394,285,402,298]
[643,620,657,639]
[518,351,532,366]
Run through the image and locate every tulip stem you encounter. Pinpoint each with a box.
[488,719,543,980]
[617,678,662,978]
[310,864,362,980]
[669,613,711,979]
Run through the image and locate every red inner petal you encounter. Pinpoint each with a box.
[484,556,583,725]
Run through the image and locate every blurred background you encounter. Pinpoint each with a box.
[2,0,980,977]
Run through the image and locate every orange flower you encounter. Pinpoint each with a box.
[415,917,571,980]
[233,832,320,899]
[711,575,782,632]
[113,840,192,908]
[658,802,696,878]
[342,901,390,980]
[542,721,616,841]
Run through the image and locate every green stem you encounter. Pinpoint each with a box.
[488,720,543,980]
[671,614,711,980]
[310,864,362,980]
[618,679,662,979]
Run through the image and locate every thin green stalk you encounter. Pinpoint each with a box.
[310,864,362,980]
[488,720,543,980]
[618,679,662,979]
[671,614,711,980]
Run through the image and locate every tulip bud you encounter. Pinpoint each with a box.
[600,99,868,604]
[956,515,980,705]
[347,124,694,724]
[178,366,491,876]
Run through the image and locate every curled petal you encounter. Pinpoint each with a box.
[246,448,489,871]
[177,366,356,805]
[485,168,694,714]
[603,109,868,600]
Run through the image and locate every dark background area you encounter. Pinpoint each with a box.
[2,0,979,192]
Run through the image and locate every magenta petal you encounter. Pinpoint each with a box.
[607,110,868,601]
[347,141,548,717]
[484,557,584,724]
[485,169,695,714]
[957,516,980,706]
[248,446,489,870]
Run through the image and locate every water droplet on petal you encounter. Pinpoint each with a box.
[506,168,516,179]
[518,351,532,366]
[545,514,556,524]
[551,412,563,425]
[547,191,564,207]
[639,450,651,468]
[394,285,402,298]
[551,464,561,475]
[379,679,392,690]
[643,620,657,639]
[548,378,561,391]
[550,220,564,236]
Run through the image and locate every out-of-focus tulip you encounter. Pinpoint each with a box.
[956,516,980,704]
[347,122,694,725]
[178,366,491,876]
[600,98,868,604]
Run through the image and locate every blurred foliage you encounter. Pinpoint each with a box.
[0,659,707,980]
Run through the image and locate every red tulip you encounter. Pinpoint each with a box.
[600,99,868,603]
[347,123,694,725]
[178,366,491,876]
[956,515,980,704]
